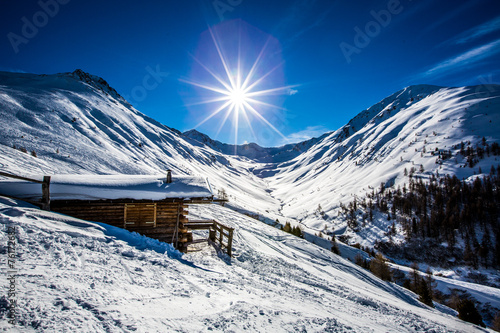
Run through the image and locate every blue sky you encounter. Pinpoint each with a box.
[1,0,499,147]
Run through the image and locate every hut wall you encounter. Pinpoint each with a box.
[51,200,192,251]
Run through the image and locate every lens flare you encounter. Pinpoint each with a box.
[181,21,298,149]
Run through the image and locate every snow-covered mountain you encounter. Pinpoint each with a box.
[0,70,281,213]
[267,84,500,241]
[2,70,499,240]
[1,70,499,330]
[183,128,329,163]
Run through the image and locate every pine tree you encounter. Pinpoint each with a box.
[369,253,392,281]
[464,237,474,266]
[410,262,420,291]
[425,268,436,300]
[292,225,303,238]
[492,311,500,331]
[217,188,228,206]
[331,233,340,255]
[354,253,368,268]
[347,201,358,230]
[457,298,485,327]
[479,230,492,267]
[418,280,434,307]
[316,204,325,217]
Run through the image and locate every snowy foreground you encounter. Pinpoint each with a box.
[0,197,486,332]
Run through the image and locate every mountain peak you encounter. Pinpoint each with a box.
[69,69,125,102]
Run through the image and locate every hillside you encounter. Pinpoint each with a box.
[1,70,500,329]
[2,71,500,254]
[3,71,498,233]
[0,197,485,332]
[0,70,279,214]
[266,84,500,241]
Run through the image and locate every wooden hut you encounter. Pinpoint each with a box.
[0,171,224,253]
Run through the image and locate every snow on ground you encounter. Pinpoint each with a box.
[0,197,489,332]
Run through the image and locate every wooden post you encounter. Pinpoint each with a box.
[123,204,127,228]
[41,176,51,210]
[166,170,172,184]
[209,228,216,242]
[172,203,180,248]
[227,228,233,257]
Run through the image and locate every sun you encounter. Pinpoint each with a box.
[180,23,298,147]
[229,86,247,109]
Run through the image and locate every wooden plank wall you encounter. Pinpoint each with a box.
[51,200,192,251]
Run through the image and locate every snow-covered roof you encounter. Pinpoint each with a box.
[0,174,213,201]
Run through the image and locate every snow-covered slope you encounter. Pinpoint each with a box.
[0,197,484,332]
[0,70,279,213]
[1,71,499,329]
[1,71,499,244]
[267,84,500,239]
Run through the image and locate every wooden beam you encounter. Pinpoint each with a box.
[123,203,127,228]
[0,171,44,184]
[184,223,215,230]
[126,226,188,234]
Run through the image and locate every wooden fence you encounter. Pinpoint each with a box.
[184,220,234,256]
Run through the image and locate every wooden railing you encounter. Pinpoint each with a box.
[184,219,234,256]
[210,220,234,257]
[0,171,51,210]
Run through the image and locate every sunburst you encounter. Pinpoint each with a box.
[181,24,298,148]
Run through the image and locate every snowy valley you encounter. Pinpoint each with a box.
[1,70,500,331]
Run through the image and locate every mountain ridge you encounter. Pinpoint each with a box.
[183,128,332,163]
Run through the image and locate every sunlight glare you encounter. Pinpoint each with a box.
[182,21,298,147]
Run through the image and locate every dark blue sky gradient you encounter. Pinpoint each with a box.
[1,0,499,146]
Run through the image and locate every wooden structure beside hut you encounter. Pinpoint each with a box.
[0,171,233,254]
